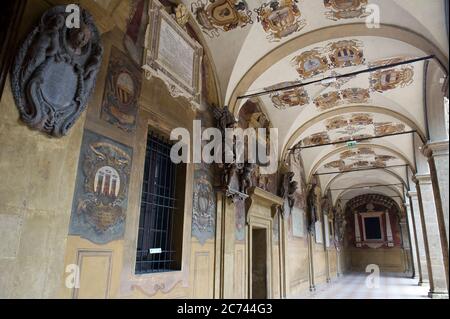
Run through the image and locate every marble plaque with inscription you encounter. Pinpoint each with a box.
[158,18,194,87]
[143,0,202,109]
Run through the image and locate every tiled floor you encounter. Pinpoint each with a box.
[293,273,430,299]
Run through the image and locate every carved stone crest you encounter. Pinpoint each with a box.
[280,171,298,217]
[11,5,103,137]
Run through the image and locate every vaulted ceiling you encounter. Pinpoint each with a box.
[181,0,449,203]
[85,0,449,204]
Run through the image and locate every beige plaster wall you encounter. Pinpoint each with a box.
[286,238,310,295]
[348,248,407,272]
[0,0,339,300]
[0,0,87,298]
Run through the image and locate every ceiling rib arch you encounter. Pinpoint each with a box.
[305,142,415,184]
[333,184,405,205]
[282,105,426,162]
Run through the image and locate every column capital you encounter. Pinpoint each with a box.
[403,201,411,208]
[421,140,449,158]
[407,190,418,198]
[413,174,432,185]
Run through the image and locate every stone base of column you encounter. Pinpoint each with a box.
[418,279,429,286]
[428,291,449,299]
[309,285,316,292]
[326,278,331,283]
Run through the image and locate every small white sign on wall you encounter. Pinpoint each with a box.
[149,248,162,254]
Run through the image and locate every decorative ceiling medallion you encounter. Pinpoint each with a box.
[324,147,397,172]
[370,66,414,92]
[314,88,370,111]
[271,87,309,109]
[302,132,331,146]
[191,0,253,38]
[314,91,342,110]
[293,39,364,79]
[11,5,103,137]
[327,40,365,68]
[348,113,373,126]
[293,49,329,79]
[255,0,306,42]
[317,70,355,89]
[324,0,370,20]
[301,116,405,147]
[341,147,374,159]
[341,88,370,104]
[374,122,405,135]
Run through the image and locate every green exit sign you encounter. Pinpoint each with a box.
[347,141,357,148]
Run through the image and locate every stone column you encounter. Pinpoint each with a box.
[354,212,362,247]
[414,175,449,298]
[307,232,315,291]
[385,210,394,247]
[323,214,331,283]
[408,191,429,285]
[399,215,413,275]
[404,201,420,279]
[423,141,449,280]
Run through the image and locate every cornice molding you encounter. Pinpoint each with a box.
[422,140,450,158]
[413,174,432,185]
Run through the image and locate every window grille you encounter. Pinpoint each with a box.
[135,131,180,274]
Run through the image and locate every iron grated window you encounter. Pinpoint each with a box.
[135,131,181,274]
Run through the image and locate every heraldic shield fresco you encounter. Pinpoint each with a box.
[255,0,306,42]
[192,163,216,245]
[323,147,397,172]
[11,5,103,137]
[323,0,371,21]
[191,0,253,38]
[101,46,142,133]
[293,39,365,80]
[300,113,406,147]
[69,130,132,244]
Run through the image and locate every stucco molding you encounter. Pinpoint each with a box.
[413,174,432,185]
[422,140,450,158]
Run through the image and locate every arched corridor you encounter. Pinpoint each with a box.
[0,0,448,302]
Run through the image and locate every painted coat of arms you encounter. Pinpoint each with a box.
[293,49,329,79]
[327,40,365,68]
[255,0,306,42]
[69,130,132,244]
[293,39,364,80]
[314,91,342,110]
[271,87,309,109]
[192,164,216,245]
[191,0,253,38]
[370,66,414,92]
[302,131,331,147]
[11,5,103,137]
[324,0,370,21]
[101,46,141,132]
